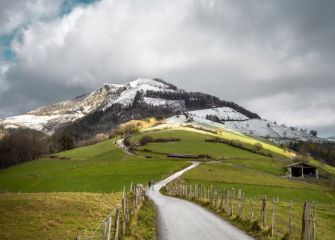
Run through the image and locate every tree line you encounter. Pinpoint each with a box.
[288,141,335,167]
[145,90,260,119]
[0,128,76,169]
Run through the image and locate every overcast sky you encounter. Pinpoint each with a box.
[0,0,334,137]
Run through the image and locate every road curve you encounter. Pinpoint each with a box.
[148,162,255,240]
[115,138,134,155]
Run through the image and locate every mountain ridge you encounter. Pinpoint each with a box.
[0,78,258,134]
[0,78,318,142]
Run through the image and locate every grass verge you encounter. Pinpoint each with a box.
[126,199,157,240]
[0,192,121,240]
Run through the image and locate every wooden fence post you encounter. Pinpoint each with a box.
[288,201,293,240]
[212,190,217,207]
[301,201,310,240]
[271,198,276,237]
[114,207,120,240]
[219,193,224,210]
[132,186,136,215]
[203,185,206,202]
[129,182,133,193]
[122,187,126,237]
[103,219,108,240]
[231,188,235,216]
[237,189,243,217]
[210,185,213,202]
[107,216,112,240]
[217,192,220,208]
[125,193,129,222]
[207,186,210,203]
[226,190,230,214]
[249,198,254,220]
[260,195,267,227]
[311,203,316,240]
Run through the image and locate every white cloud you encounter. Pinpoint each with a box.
[10,0,296,88]
[1,0,335,136]
[0,61,11,93]
[244,92,335,130]
[0,0,64,34]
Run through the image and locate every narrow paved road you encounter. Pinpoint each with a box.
[148,162,254,240]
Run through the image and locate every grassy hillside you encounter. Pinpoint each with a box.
[142,125,293,157]
[182,163,335,239]
[0,139,189,192]
[131,129,289,175]
[0,138,187,239]
[184,163,333,203]
[133,128,335,239]
[0,192,121,240]
[1,126,334,240]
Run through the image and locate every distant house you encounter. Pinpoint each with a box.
[286,162,318,179]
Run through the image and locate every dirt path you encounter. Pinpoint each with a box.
[115,138,134,155]
[147,162,255,240]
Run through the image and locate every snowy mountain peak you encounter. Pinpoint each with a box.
[0,78,181,133]
[0,78,262,138]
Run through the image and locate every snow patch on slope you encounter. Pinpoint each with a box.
[102,78,178,110]
[188,107,249,121]
[165,107,317,141]
[2,115,63,131]
[223,120,314,140]
[144,97,185,108]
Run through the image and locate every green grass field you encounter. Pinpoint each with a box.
[0,192,121,240]
[184,163,334,203]
[181,163,335,240]
[0,139,189,193]
[133,128,335,239]
[1,127,335,239]
[131,129,290,175]
[0,138,188,239]
[132,129,275,160]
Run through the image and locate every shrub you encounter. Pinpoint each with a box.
[139,136,154,146]
[154,138,180,143]
[139,136,180,146]
[123,136,132,147]
[253,143,263,152]
[251,220,261,232]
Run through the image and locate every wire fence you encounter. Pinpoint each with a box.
[76,183,146,240]
[165,178,334,240]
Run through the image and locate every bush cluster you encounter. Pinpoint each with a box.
[139,136,180,146]
[205,138,272,157]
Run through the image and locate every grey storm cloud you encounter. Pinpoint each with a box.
[0,0,335,136]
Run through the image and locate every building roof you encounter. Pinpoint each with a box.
[286,162,315,168]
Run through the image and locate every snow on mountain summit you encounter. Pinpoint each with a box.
[0,78,180,133]
[101,78,178,110]
[4,77,301,142]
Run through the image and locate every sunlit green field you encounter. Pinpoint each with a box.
[131,129,289,175]
[182,163,335,240]
[0,139,189,193]
[0,138,188,240]
[133,128,335,239]
[1,128,335,240]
